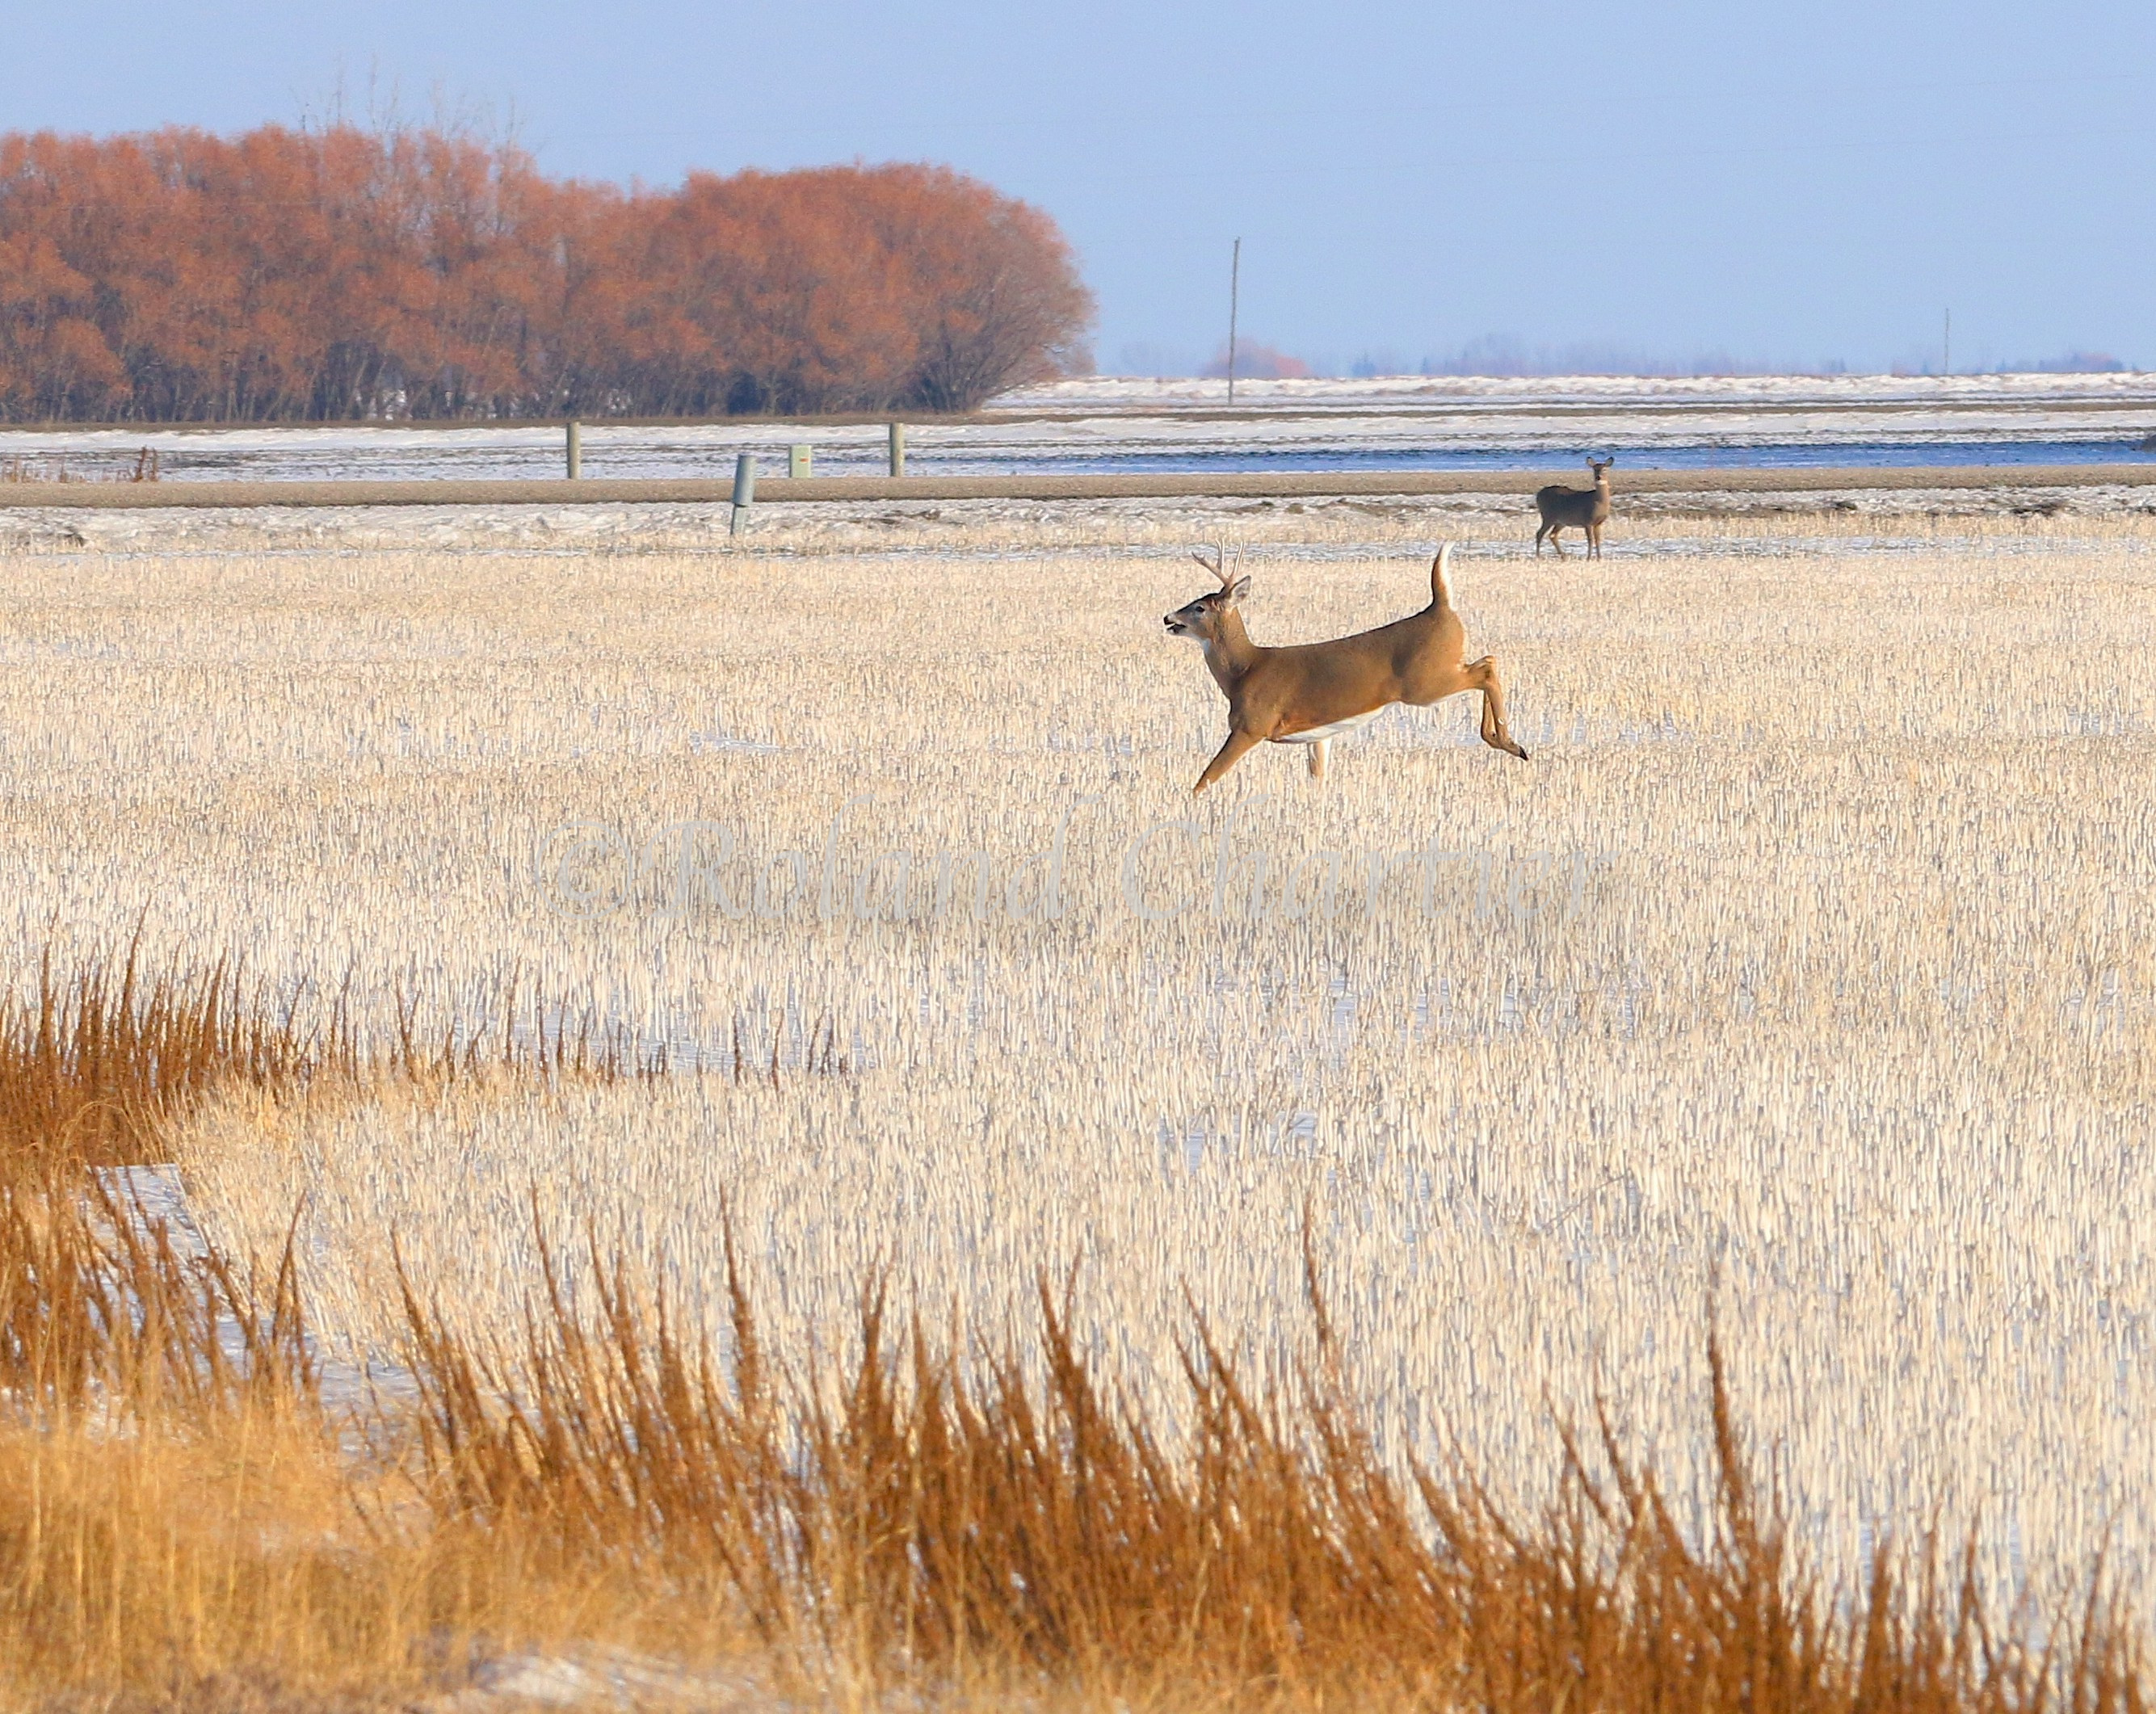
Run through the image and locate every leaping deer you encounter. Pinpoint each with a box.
[1162,544,1528,793]
[1533,456,1613,557]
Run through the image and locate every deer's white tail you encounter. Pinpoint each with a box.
[1431,543,1454,610]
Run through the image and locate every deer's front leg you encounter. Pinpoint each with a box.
[1193,728,1262,793]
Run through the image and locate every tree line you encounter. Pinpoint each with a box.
[0,125,1095,422]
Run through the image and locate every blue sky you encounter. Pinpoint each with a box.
[6,1,2152,375]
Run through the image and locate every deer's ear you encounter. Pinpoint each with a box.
[1225,575,1252,603]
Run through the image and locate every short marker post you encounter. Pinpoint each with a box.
[888,421,906,478]
[730,452,755,537]
[788,443,812,478]
[565,419,582,480]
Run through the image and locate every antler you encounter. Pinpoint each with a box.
[1191,544,1246,592]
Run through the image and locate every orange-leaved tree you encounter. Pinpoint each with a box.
[0,126,1093,421]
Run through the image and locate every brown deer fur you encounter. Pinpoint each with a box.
[1534,456,1614,557]
[1162,545,1529,793]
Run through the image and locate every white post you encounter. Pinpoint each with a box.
[888,422,907,477]
[788,443,812,478]
[730,452,755,537]
[565,419,582,480]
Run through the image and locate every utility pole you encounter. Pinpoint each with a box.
[1226,237,1242,404]
[1944,308,1952,376]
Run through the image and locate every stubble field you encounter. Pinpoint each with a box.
[4,502,2155,1700]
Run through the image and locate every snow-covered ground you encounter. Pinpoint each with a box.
[999,371,2156,411]
[2,373,2152,485]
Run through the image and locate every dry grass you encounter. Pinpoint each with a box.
[57,512,2146,1603]
[0,959,372,1708]
[397,1217,2151,1714]
[1,505,2152,1704]
[0,956,681,1709]
[2,968,2144,1712]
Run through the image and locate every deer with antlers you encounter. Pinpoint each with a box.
[1162,544,1528,793]
[1533,456,1614,557]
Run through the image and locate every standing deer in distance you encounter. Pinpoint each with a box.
[1162,544,1529,794]
[1534,456,1614,557]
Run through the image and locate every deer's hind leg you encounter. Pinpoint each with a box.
[1464,656,1528,759]
[1401,656,1528,760]
[1534,518,1553,555]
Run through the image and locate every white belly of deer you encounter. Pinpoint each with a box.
[1273,708,1387,744]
